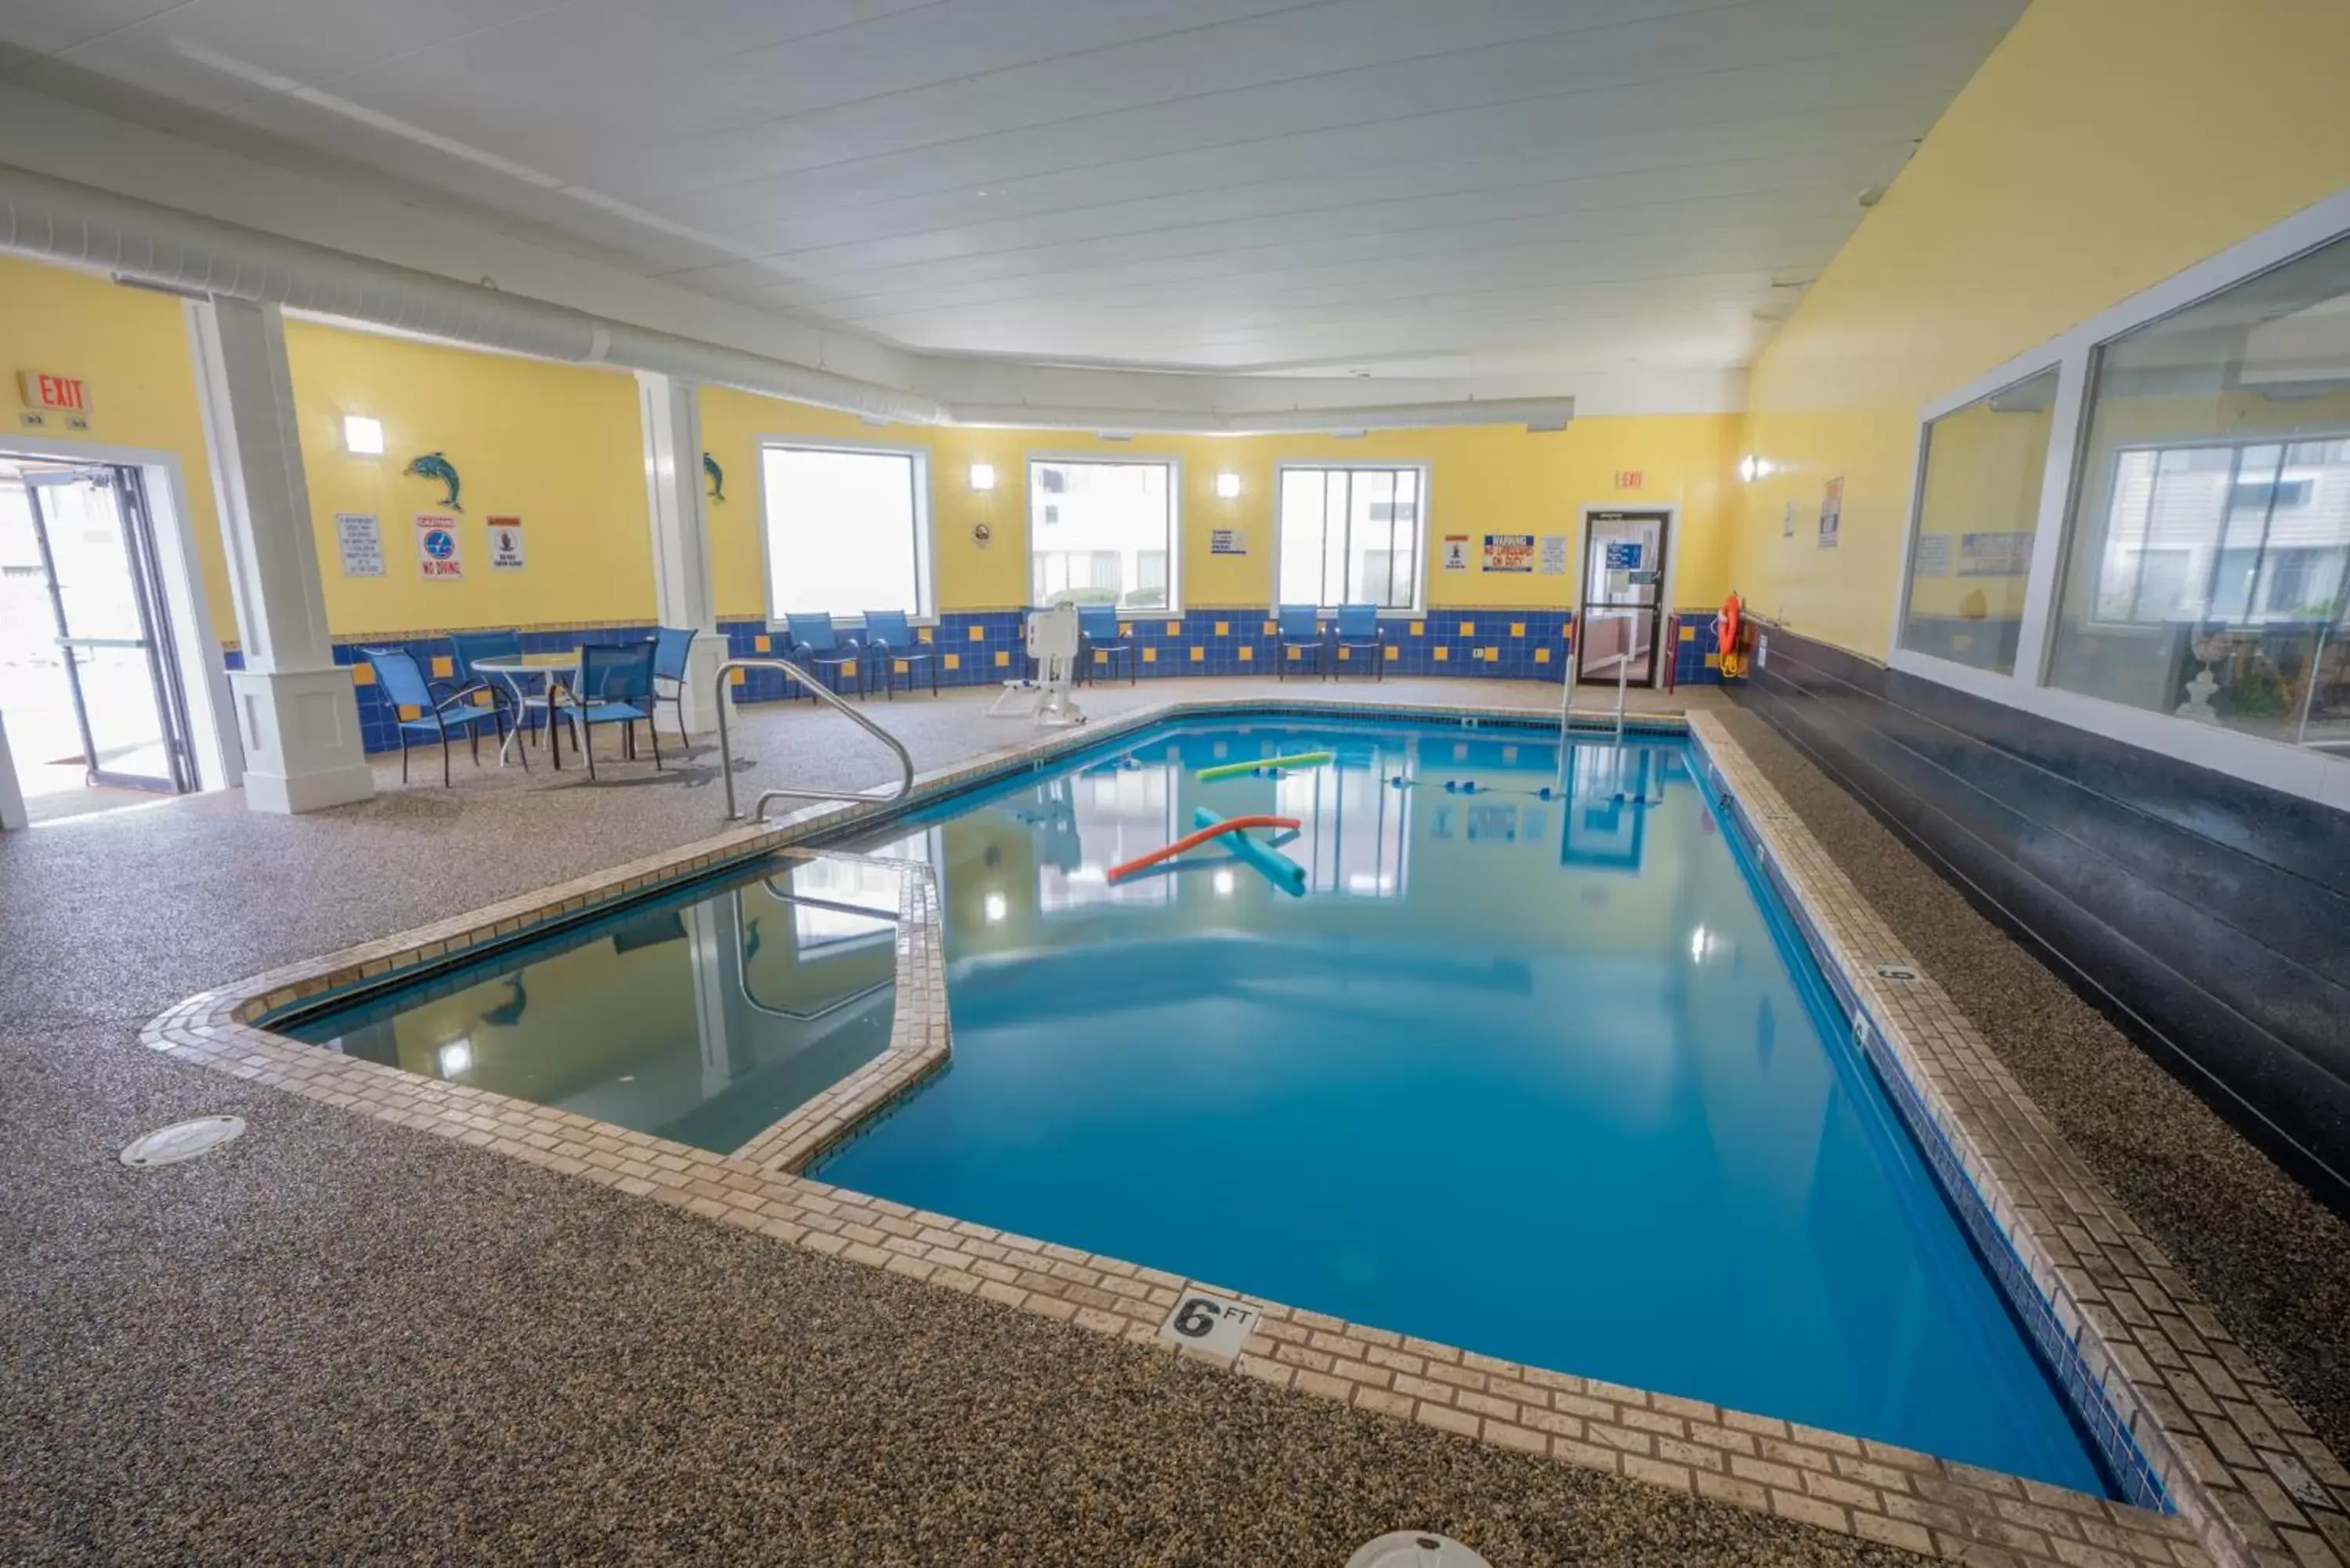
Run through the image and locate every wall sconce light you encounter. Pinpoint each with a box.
[1216,471,1242,500]
[969,462,997,492]
[343,414,385,455]
[1738,453,1777,482]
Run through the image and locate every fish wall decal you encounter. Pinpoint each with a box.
[404,451,462,511]
[703,451,725,504]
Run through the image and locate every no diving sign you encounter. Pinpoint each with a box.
[1156,1288,1260,1362]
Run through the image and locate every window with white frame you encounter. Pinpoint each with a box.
[760,443,931,620]
[1277,465,1424,611]
[1029,457,1176,611]
[2046,230,2350,754]
[1898,366,2060,674]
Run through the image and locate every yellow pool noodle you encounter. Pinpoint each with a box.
[1197,750,1333,782]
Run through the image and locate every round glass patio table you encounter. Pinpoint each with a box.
[469,651,577,768]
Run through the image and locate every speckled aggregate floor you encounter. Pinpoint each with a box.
[2,677,2334,1566]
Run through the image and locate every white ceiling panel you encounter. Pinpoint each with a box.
[0,0,2025,388]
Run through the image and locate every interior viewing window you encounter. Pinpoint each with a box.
[1277,465,1423,611]
[1899,366,2059,674]
[760,444,931,620]
[1029,458,1176,611]
[2048,233,2350,756]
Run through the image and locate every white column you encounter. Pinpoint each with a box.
[637,371,725,735]
[0,709,27,830]
[187,296,374,814]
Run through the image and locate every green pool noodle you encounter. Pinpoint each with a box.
[1196,750,1333,782]
[1192,807,1307,897]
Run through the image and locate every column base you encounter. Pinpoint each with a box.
[229,667,375,815]
[676,636,728,738]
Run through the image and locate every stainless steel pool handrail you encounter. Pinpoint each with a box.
[714,657,916,822]
[1564,608,1638,739]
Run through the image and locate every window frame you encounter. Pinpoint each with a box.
[1885,185,2350,813]
[753,435,935,630]
[1024,451,1183,616]
[1271,458,1433,616]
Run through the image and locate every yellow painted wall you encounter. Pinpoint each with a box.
[0,254,233,638]
[3,247,1741,656]
[701,385,1742,618]
[1731,0,2350,656]
[285,323,652,634]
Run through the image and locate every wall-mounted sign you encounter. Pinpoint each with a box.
[18,370,90,414]
[1817,476,1843,550]
[1958,530,2032,577]
[1604,540,1643,570]
[1440,534,1470,572]
[487,515,526,572]
[1538,533,1570,574]
[1782,499,1797,538]
[1613,469,1643,490]
[414,514,464,580]
[335,512,384,577]
[1482,533,1534,573]
[1912,533,1951,577]
[1209,526,1249,555]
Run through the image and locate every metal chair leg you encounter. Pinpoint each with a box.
[649,713,663,772]
[399,735,410,784]
[441,730,453,787]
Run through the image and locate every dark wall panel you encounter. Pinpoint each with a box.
[1734,625,2350,1216]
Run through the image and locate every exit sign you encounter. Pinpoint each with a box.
[1614,469,1644,490]
[19,371,91,414]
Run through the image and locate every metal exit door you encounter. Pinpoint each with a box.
[22,466,195,793]
[1578,508,1672,687]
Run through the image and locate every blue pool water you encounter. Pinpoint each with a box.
[815,716,2109,1494]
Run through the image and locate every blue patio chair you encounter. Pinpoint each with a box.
[1334,603,1386,681]
[363,646,509,787]
[648,626,698,748]
[783,613,866,699]
[1275,605,1327,681]
[559,639,661,781]
[860,609,937,699]
[1076,605,1135,686]
[447,629,540,758]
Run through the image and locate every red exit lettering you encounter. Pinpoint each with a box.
[18,371,90,414]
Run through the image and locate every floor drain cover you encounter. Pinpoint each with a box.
[1875,964,1922,982]
[1346,1533,1491,1568]
[120,1116,246,1169]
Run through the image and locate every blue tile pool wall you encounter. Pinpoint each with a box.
[722,608,1726,698]
[1690,742,2173,1515]
[222,609,1727,753]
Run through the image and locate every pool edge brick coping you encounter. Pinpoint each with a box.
[142,694,2344,1568]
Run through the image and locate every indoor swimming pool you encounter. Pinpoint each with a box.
[277,712,2111,1497]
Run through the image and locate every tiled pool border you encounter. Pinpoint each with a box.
[142,692,2347,1568]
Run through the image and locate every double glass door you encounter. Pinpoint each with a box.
[1578,508,1672,687]
[21,466,193,793]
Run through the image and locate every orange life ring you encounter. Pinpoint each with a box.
[1714,594,1746,677]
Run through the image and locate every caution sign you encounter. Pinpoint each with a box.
[414,514,464,580]
[487,515,526,572]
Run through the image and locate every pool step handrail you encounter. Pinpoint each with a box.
[1564,608,1639,739]
[713,656,916,822]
